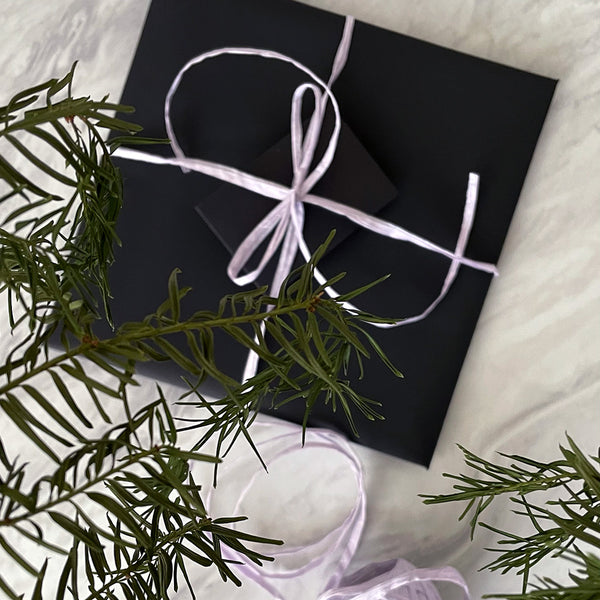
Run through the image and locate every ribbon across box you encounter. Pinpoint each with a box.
[106,0,556,465]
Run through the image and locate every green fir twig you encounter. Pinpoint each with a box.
[422,436,600,600]
[0,66,401,598]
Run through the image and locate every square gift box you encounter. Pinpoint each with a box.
[104,0,556,465]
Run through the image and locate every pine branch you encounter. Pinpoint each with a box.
[0,66,401,598]
[0,393,281,599]
[0,61,161,331]
[422,436,600,599]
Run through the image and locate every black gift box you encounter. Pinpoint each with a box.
[104,0,556,465]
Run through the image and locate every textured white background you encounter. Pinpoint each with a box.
[1,1,599,598]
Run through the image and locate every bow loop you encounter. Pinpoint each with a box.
[227,200,290,286]
[290,82,340,196]
[290,83,321,182]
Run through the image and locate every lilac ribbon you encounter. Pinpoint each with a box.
[205,422,469,600]
[113,15,498,380]
[320,558,470,600]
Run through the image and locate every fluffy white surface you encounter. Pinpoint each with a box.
[1,1,599,598]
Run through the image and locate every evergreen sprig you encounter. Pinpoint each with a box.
[0,395,279,600]
[0,67,400,598]
[422,436,600,599]
[0,62,159,332]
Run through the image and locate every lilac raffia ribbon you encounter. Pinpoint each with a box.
[113,15,498,381]
[206,422,470,600]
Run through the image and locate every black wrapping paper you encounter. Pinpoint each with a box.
[104,0,557,465]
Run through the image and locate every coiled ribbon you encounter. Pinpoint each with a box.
[206,422,469,600]
[113,15,498,382]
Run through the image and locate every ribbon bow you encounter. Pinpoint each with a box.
[205,423,469,600]
[114,15,498,381]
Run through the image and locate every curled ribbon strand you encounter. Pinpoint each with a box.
[114,15,497,382]
[205,422,469,600]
